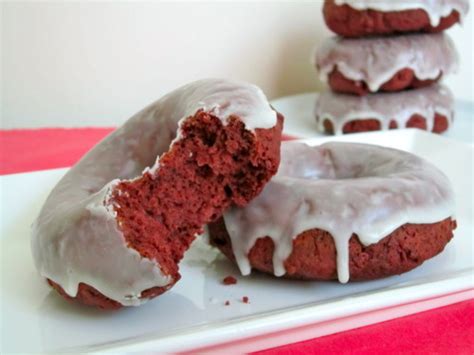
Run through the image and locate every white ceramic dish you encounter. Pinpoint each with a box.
[273,92,474,144]
[1,129,473,353]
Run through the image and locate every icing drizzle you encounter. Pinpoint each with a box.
[315,33,458,93]
[223,141,455,283]
[334,0,469,27]
[31,79,277,306]
[314,84,454,135]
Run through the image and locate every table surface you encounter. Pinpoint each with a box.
[0,127,473,354]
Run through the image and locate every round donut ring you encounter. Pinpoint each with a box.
[31,79,283,309]
[209,141,456,283]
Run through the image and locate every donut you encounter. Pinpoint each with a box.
[315,33,458,95]
[31,79,283,309]
[314,85,454,135]
[209,141,456,282]
[323,0,469,37]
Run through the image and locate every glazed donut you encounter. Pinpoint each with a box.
[209,141,456,282]
[32,79,283,309]
[314,85,454,135]
[323,0,469,37]
[315,33,458,95]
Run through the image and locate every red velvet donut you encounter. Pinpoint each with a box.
[323,0,468,37]
[31,79,283,309]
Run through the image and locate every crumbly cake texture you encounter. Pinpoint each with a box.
[55,112,282,309]
[323,0,468,37]
[31,79,283,310]
[111,113,282,298]
[209,142,456,283]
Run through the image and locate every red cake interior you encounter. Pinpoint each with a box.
[111,111,282,297]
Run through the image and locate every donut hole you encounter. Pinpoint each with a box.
[279,142,393,181]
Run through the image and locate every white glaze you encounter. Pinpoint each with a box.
[223,142,455,283]
[334,0,469,27]
[31,79,277,306]
[314,84,454,135]
[315,33,458,93]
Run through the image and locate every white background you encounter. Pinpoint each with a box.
[1,1,473,128]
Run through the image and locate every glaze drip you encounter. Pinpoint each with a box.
[223,142,455,283]
[315,33,458,93]
[314,85,454,135]
[334,0,469,27]
[31,79,277,306]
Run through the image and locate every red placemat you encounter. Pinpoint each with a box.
[1,128,473,353]
[254,300,474,355]
[0,128,115,175]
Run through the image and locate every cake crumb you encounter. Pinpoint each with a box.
[224,300,230,306]
[222,275,237,285]
[242,296,249,304]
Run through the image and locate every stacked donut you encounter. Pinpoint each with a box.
[314,0,469,135]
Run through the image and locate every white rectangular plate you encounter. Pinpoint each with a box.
[1,130,473,353]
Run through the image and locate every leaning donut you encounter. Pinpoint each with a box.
[323,0,469,37]
[209,141,456,282]
[31,79,283,309]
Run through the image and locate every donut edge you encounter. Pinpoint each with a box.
[323,0,462,37]
[208,217,457,281]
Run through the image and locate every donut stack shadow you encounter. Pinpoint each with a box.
[313,0,470,135]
